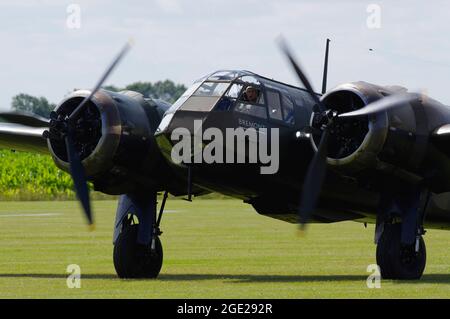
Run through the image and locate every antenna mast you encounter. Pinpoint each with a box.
[321,38,331,94]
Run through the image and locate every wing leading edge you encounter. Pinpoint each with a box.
[0,123,48,154]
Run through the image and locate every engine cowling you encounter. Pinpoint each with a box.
[311,82,420,174]
[48,89,168,194]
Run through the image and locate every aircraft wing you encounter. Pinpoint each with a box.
[0,123,48,154]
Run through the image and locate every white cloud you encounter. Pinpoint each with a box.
[1,0,450,110]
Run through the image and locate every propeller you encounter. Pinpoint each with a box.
[0,111,49,128]
[65,133,93,226]
[277,37,419,230]
[45,40,133,227]
[298,128,329,228]
[278,38,326,113]
[338,92,418,118]
[69,40,133,123]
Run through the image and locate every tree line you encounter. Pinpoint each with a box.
[10,80,187,117]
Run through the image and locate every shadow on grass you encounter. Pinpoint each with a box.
[0,273,449,283]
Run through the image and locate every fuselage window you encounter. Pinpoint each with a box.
[267,90,283,121]
[281,94,295,125]
[234,86,267,119]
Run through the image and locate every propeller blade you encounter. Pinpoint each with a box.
[278,37,327,113]
[298,129,330,228]
[338,92,418,118]
[62,40,133,228]
[65,133,93,226]
[0,111,49,128]
[69,39,133,122]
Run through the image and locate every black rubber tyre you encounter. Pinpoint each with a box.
[376,223,426,280]
[113,224,163,278]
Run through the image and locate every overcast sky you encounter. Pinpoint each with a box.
[1,0,450,111]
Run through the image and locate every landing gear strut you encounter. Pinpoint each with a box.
[375,188,429,280]
[112,191,168,278]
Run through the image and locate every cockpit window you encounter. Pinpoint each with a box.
[215,83,244,111]
[241,86,262,104]
[234,86,267,119]
[239,75,260,85]
[166,82,202,113]
[182,82,203,97]
[235,103,267,118]
[207,70,241,81]
[225,83,244,99]
[194,81,230,97]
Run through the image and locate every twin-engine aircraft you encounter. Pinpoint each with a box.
[1,38,450,280]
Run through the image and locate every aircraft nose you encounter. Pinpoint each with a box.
[154,110,209,166]
[155,113,174,135]
[155,128,175,164]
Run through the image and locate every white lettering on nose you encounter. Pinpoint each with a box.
[170,120,280,174]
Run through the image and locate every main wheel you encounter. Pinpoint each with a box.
[376,223,426,280]
[113,223,163,278]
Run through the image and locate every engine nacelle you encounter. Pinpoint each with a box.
[311,82,421,174]
[48,89,168,194]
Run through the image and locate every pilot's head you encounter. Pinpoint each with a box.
[245,86,259,103]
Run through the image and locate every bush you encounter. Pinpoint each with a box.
[0,150,230,201]
[0,150,81,200]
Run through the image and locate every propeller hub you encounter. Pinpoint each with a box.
[47,95,102,163]
[312,109,337,130]
[311,91,369,160]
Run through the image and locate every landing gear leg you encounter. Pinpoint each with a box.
[112,191,168,278]
[375,188,428,280]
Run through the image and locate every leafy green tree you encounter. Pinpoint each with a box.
[150,80,187,103]
[103,80,187,103]
[102,85,121,92]
[11,93,56,117]
[124,82,154,98]
[9,80,186,119]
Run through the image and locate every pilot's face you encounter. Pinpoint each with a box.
[246,88,258,102]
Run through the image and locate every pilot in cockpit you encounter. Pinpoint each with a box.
[216,85,261,111]
[242,86,259,103]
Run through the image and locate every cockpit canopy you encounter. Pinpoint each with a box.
[164,70,317,127]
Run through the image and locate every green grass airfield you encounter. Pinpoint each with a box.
[0,199,449,298]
